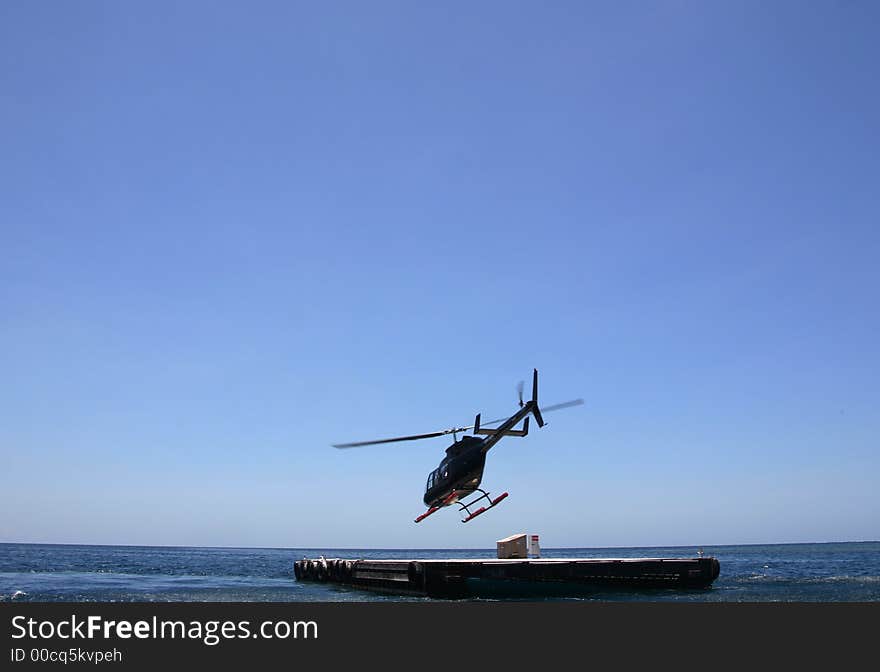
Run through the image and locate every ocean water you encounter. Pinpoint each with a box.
[0,542,877,602]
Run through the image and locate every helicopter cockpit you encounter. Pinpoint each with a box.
[425,461,450,492]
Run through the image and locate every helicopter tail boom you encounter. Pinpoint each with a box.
[473,414,530,437]
[473,369,544,442]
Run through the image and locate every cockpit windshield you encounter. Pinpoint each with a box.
[425,468,442,492]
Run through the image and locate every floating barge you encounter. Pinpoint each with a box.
[294,556,721,598]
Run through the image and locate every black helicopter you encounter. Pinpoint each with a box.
[332,369,583,523]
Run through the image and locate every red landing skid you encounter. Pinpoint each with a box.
[415,490,509,523]
[459,491,508,523]
[414,506,439,523]
[414,491,460,523]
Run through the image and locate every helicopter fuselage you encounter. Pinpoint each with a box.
[423,435,487,508]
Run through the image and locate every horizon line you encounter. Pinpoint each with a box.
[1,539,877,551]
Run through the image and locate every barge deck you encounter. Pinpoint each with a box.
[294,556,721,598]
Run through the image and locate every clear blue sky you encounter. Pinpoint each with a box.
[2,2,878,549]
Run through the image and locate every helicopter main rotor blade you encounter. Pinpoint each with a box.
[332,399,584,447]
[332,426,471,449]
[537,398,585,414]
[479,398,585,427]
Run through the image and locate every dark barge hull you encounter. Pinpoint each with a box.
[294,557,721,598]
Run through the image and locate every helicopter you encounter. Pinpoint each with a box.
[332,369,583,523]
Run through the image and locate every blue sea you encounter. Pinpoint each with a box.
[1,542,877,602]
